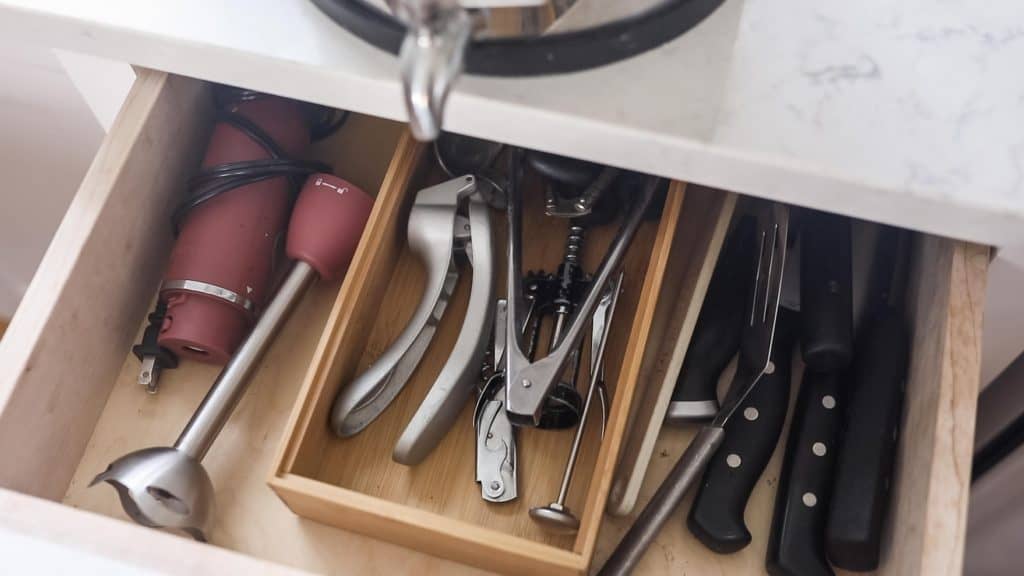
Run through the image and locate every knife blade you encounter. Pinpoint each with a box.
[666,214,757,423]
[825,226,911,571]
[766,368,844,576]
[687,306,799,553]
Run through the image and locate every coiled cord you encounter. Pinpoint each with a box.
[171,86,349,232]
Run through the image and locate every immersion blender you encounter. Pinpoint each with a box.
[93,173,373,541]
[160,95,309,363]
[136,91,329,393]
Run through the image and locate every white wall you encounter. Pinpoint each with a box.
[0,39,105,316]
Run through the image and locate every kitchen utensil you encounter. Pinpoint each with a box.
[687,306,798,553]
[826,227,911,571]
[598,202,790,576]
[767,369,844,576]
[504,159,657,426]
[475,299,518,502]
[800,210,853,372]
[509,269,582,431]
[92,173,373,540]
[391,178,496,464]
[764,210,853,574]
[326,176,495,465]
[530,272,622,534]
[538,224,590,427]
[666,214,756,423]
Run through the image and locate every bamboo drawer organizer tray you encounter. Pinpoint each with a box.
[267,128,735,575]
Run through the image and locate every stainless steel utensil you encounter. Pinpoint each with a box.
[328,175,497,466]
[504,172,657,426]
[530,271,622,534]
[598,202,790,575]
[475,299,518,502]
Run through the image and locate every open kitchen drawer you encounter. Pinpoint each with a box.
[0,69,988,575]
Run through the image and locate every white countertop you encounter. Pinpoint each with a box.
[2,0,1023,246]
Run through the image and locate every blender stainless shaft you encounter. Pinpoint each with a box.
[175,261,316,460]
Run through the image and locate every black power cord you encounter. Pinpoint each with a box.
[171,87,348,231]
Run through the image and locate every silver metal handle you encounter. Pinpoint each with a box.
[394,197,495,464]
[331,177,475,437]
[398,1,471,140]
[504,177,657,425]
[598,425,726,576]
[175,261,317,460]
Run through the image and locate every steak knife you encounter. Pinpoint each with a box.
[666,214,756,423]
[687,306,799,553]
[766,210,854,574]
[766,369,844,576]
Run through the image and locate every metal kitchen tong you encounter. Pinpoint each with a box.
[330,175,496,465]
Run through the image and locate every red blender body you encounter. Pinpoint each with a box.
[158,96,311,365]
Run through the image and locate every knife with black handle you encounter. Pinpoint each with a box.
[666,215,756,424]
[800,210,853,372]
[687,307,798,553]
[825,227,911,571]
[766,369,844,576]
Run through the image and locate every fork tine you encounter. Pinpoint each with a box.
[762,222,779,323]
[713,202,790,427]
[750,228,767,327]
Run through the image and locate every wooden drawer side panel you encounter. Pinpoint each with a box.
[0,71,210,500]
[882,238,988,576]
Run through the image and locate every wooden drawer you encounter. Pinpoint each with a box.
[0,69,989,576]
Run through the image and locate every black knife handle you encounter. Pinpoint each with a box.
[667,215,756,424]
[826,308,909,571]
[800,210,853,373]
[687,308,798,553]
[766,369,844,576]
